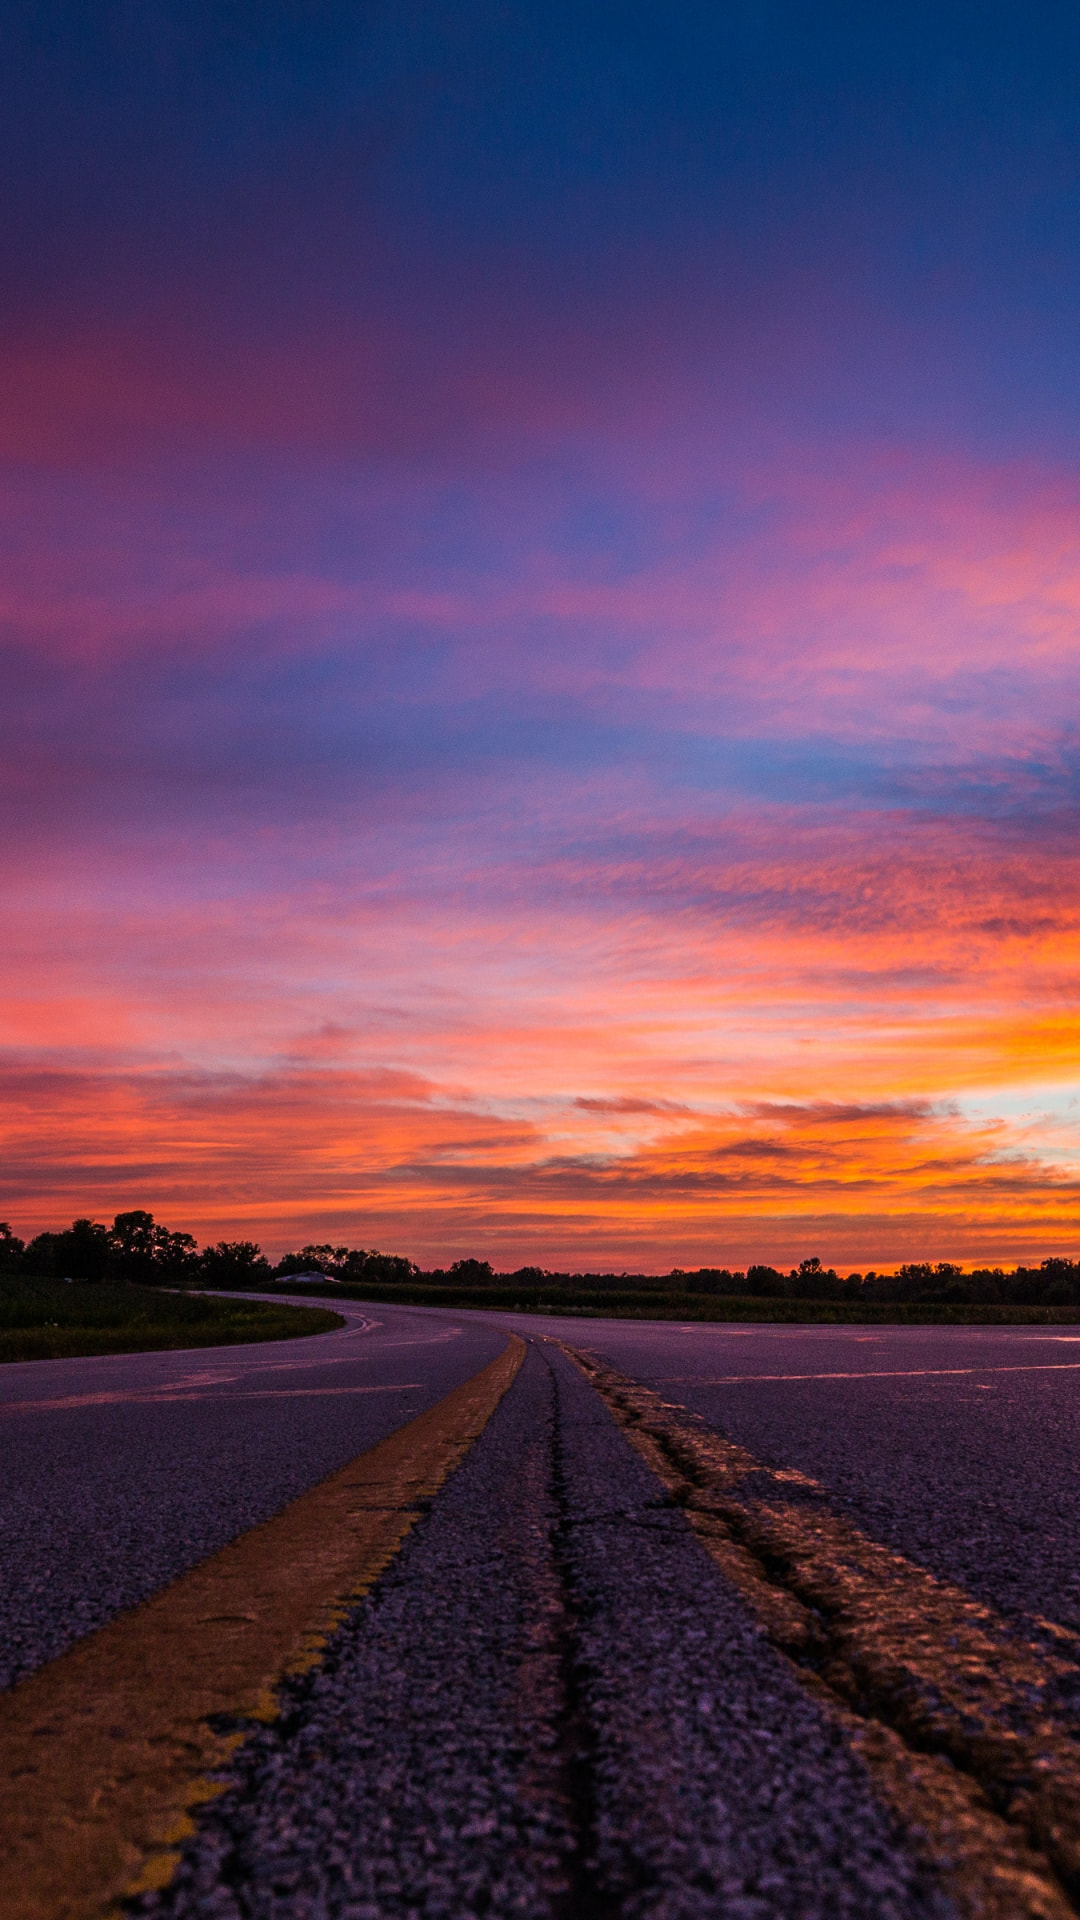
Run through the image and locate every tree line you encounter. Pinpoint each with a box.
[0,1214,414,1286]
[3,1219,1080,1306]
[677,1257,1080,1306]
[417,1254,1080,1305]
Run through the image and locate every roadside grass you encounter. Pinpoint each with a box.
[0,1276,344,1363]
[246,1279,1080,1326]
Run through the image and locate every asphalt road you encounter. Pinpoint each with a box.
[490,1314,1080,1640]
[135,1339,953,1920]
[0,1297,506,1689]
[9,1305,1080,1916]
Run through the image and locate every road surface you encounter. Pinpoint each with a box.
[492,1313,1080,1637]
[0,1296,506,1688]
[6,1304,1080,1917]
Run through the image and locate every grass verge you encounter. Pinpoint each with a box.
[247,1279,1080,1325]
[0,1276,344,1363]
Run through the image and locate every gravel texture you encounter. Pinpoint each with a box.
[536,1318,1080,1640]
[135,1341,955,1920]
[0,1303,505,1688]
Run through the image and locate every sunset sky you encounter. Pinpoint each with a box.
[5,2,1080,1267]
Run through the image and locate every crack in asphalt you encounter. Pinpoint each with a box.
[546,1352,628,1920]
[562,1342,1080,1920]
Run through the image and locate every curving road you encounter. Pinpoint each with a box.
[0,1297,506,1689]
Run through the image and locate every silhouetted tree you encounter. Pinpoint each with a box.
[338,1248,416,1283]
[0,1223,25,1272]
[449,1258,495,1285]
[686,1269,737,1295]
[25,1218,110,1280]
[199,1241,271,1285]
[109,1210,199,1283]
[273,1244,416,1283]
[746,1264,785,1297]
[791,1257,842,1300]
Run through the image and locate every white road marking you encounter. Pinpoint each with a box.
[0,1384,422,1416]
[653,1361,1080,1384]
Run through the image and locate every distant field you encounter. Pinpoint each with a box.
[254,1279,1080,1325]
[0,1277,344,1363]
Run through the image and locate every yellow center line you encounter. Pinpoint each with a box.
[0,1335,525,1920]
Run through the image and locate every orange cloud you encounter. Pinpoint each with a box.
[2,1056,1078,1271]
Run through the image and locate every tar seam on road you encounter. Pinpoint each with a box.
[558,1341,1080,1920]
[543,1349,622,1920]
[0,1334,525,1920]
